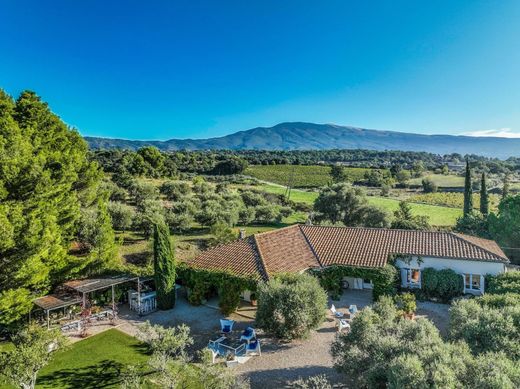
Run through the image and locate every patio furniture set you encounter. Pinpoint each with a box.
[330,304,358,332]
[207,319,261,367]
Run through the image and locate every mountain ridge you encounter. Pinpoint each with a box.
[85,122,520,158]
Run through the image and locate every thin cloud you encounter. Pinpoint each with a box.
[462,128,520,138]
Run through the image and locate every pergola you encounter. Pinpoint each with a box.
[33,275,145,329]
[33,294,82,329]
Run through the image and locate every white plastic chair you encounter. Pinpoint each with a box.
[245,339,261,356]
[337,319,350,332]
[349,305,358,317]
[220,319,235,335]
[240,327,256,343]
[330,304,344,318]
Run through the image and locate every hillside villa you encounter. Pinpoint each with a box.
[187,225,509,296]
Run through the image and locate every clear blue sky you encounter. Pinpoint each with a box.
[1,1,519,140]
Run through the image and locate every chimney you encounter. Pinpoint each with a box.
[239,228,246,239]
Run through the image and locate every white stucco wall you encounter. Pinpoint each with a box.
[395,256,506,294]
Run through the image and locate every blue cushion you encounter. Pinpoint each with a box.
[248,340,257,349]
[243,328,252,337]
[223,325,231,332]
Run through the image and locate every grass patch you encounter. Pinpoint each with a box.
[366,197,462,226]
[257,183,460,226]
[0,329,150,389]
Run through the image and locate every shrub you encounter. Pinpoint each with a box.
[395,292,416,315]
[449,298,520,360]
[256,273,327,340]
[331,296,520,388]
[288,375,332,389]
[486,271,520,295]
[421,177,438,193]
[218,277,243,315]
[420,267,463,302]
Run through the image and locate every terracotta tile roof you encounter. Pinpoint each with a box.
[187,225,508,279]
[301,226,509,266]
[185,236,267,280]
[254,226,320,275]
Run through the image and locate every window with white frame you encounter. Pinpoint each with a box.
[405,268,421,287]
[465,274,482,291]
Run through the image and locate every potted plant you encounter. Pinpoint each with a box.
[250,293,257,306]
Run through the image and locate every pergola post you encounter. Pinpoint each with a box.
[137,277,141,315]
[111,284,115,311]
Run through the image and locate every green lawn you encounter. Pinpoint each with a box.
[1,329,151,389]
[366,197,462,226]
[407,174,464,188]
[258,183,461,226]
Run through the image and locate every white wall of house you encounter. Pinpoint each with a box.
[395,256,506,295]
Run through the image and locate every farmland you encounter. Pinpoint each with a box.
[244,164,374,187]
[407,173,465,188]
[408,192,499,210]
[257,183,462,226]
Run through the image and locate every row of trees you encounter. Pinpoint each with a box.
[457,160,520,262]
[92,148,520,174]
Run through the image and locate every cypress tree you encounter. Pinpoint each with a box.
[502,174,510,200]
[480,172,489,216]
[153,220,176,310]
[463,159,473,216]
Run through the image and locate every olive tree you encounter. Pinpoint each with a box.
[0,325,67,389]
[256,273,327,340]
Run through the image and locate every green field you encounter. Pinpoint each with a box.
[245,164,374,188]
[407,174,464,188]
[0,329,151,389]
[408,192,499,210]
[258,183,461,226]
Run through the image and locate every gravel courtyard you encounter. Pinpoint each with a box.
[101,288,450,389]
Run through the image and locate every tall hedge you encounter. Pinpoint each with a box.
[153,221,176,310]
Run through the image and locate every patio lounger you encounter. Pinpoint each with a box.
[245,339,261,356]
[240,327,256,343]
[220,319,235,335]
[330,304,344,318]
[349,305,358,317]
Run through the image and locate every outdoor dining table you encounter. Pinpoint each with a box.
[208,336,246,357]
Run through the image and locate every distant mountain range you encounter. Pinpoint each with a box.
[85,122,520,158]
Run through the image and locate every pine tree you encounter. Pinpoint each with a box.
[463,159,473,216]
[0,90,104,325]
[153,221,176,310]
[480,172,489,216]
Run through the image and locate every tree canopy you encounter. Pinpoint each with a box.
[0,90,109,326]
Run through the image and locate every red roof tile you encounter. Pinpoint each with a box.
[185,236,266,280]
[255,226,320,274]
[187,225,508,279]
